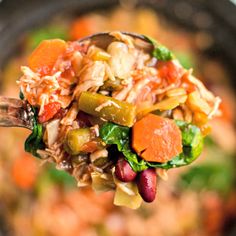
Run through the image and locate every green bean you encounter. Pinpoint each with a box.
[66,128,91,155]
[78,92,136,127]
[100,79,122,91]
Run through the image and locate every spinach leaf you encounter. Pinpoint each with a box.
[24,107,45,158]
[100,120,203,172]
[144,35,174,61]
[100,123,147,171]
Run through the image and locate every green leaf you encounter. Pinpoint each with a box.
[24,107,45,158]
[100,120,203,172]
[144,35,174,61]
[153,45,173,61]
[19,90,24,100]
[100,123,147,172]
[176,120,204,162]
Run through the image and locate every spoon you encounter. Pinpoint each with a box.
[0,32,154,130]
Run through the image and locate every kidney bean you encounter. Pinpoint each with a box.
[115,157,137,182]
[137,168,157,202]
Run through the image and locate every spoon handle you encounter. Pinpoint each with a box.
[0,96,33,130]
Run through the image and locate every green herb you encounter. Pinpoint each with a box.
[153,45,173,61]
[144,35,174,61]
[24,107,45,158]
[100,121,203,172]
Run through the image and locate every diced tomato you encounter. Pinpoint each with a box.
[38,102,61,123]
[157,61,184,85]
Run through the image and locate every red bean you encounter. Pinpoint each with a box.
[137,168,157,202]
[115,157,137,182]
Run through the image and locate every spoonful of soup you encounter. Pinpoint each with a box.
[0,31,221,208]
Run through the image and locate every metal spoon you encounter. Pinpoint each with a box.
[0,32,154,130]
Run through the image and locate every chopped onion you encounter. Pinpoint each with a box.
[114,184,142,209]
[112,170,142,209]
[91,172,115,192]
[44,119,60,147]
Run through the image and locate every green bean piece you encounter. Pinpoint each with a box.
[66,128,91,155]
[100,79,122,91]
[78,92,136,127]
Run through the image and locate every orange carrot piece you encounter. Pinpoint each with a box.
[132,114,182,163]
[28,39,67,75]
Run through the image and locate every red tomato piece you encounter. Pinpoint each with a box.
[38,102,61,123]
[158,61,184,85]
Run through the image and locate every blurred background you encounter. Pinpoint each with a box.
[0,0,235,235]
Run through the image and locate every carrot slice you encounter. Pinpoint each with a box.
[132,114,182,163]
[28,39,67,75]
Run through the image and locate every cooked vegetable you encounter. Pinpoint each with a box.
[187,91,211,115]
[100,122,147,172]
[38,102,61,123]
[28,39,67,75]
[115,157,137,182]
[79,91,136,127]
[132,114,182,163]
[91,172,115,192]
[144,36,174,61]
[137,168,157,202]
[44,119,60,147]
[65,128,91,155]
[101,79,122,91]
[137,95,187,118]
[19,90,24,100]
[148,120,204,169]
[175,120,203,162]
[100,121,203,171]
[25,107,45,158]
[113,176,142,209]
